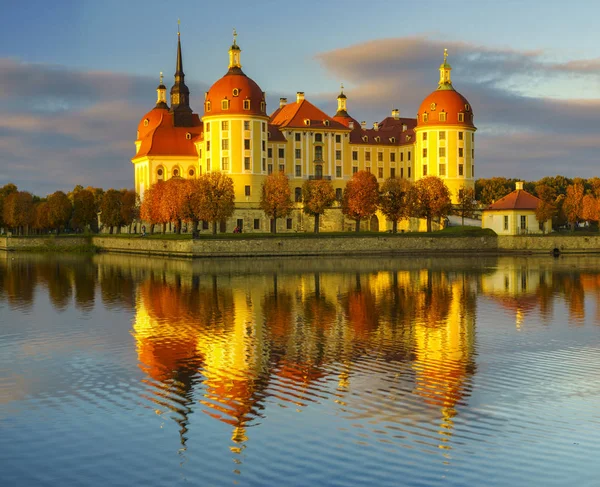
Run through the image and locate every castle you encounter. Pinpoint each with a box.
[132,31,476,233]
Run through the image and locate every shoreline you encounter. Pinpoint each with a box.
[2,234,600,257]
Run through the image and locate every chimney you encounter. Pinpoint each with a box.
[402,124,407,132]
[296,92,305,103]
[515,181,524,191]
[348,121,354,129]
[361,121,366,129]
[279,97,287,108]
[373,122,379,131]
[392,109,400,120]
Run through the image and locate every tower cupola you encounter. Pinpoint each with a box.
[334,83,349,117]
[438,48,453,91]
[156,72,168,109]
[228,29,243,74]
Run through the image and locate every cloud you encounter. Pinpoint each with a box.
[315,37,600,180]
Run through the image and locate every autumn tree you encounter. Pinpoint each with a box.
[455,187,477,226]
[410,176,452,233]
[71,189,97,232]
[3,191,34,235]
[534,175,572,199]
[342,170,379,232]
[33,202,50,234]
[47,191,72,234]
[181,179,204,233]
[379,177,411,233]
[120,189,139,233]
[301,179,336,233]
[100,189,123,234]
[160,178,188,234]
[0,183,18,230]
[563,183,584,231]
[260,171,293,234]
[534,183,557,233]
[582,194,599,228]
[195,172,236,234]
[140,182,168,234]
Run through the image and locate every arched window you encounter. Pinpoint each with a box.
[188,168,195,177]
[157,167,164,181]
[222,99,230,110]
[243,99,251,110]
[173,168,180,177]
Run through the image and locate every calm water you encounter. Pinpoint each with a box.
[1,253,600,486]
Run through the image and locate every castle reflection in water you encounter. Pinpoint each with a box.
[2,253,599,457]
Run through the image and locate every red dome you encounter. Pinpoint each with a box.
[205,71,266,117]
[136,106,167,140]
[417,89,474,128]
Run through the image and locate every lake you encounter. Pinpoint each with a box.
[1,253,600,486]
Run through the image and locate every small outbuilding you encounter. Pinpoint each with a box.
[482,182,551,235]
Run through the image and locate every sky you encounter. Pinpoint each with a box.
[1,0,599,195]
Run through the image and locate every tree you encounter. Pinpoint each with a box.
[160,178,188,234]
[534,183,557,233]
[342,170,379,232]
[71,189,97,232]
[260,171,293,234]
[476,177,514,205]
[195,172,236,234]
[301,179,336,233]
[455,187,477,226]
[33,202,50,234]
[410,176,452,233]
[140,182,168,234]
[101,189,123,234]
[534,175,572,199]
[379,178,411,233]
[182,178,206,233]
[563,183,584,231]
[3,191,34,235]
[0,183,18,230]
[582,194,599,228]
[47,191,72,234]
[120,189,139,233]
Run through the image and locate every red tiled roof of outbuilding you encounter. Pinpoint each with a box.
[486,190,541,211]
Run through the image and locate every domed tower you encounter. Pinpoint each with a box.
[202,30,269,205]
[332,84,360,130]
[414,50,476,202]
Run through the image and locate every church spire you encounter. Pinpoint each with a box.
[170,20,193,126]
[438,48,454,91]
[227,28,244,74]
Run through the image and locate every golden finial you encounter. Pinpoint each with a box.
[177,18,181,35]
[159,71,163,84]
[340,82,344,94]
[233,28,238,46]
[444,48,448,63]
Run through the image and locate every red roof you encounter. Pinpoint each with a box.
[270,99,348,130]
[134,110,201,159]
[205,71,266,117]
[267,124,286,142]
[417,89,475,128]
[349,117,416,146]
[486,190,541,211]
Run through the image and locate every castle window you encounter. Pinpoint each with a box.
[221,121,229,130]
[408,167,411,178]
[244,157,251,171]
[423,148,428,158]
[472,148,475,158]
[323,120,330,126]
[314,146,323,161]
[390,167,396,178]
[352,166,358,174]
[362,136,368,142]
[352,150,358,161]
[279,164,285,172]
[439,112,447,122]
[206,122,210,132]
[189,168,195,177]
[262,140,266,151]
[378,167,383,179]
[390,153,396,162]
[222,157,229,170]
[408,151,411,161]
[336,166,342,177]
[315,133,323,142]
[232,88,239,97]
[243,100,251,110]
[439,147,446,157]
[472,133,475,142]
[378,152,383,162]
[295,165,301,177]
[244,139,251,150]
[222,139,229,150]
[244,120,250,130]
[222,99,230,110]
[389,137,396,143]
[458,131,464,140]
[144,119,149,126]
[268,164,273,174]
[423,165,427,176]
[458,113,464,123]
[295,187,302,202]
[336,134,341,143]
[304,119,311,126]
[336,188,343,201]
[261,101,265,112]
[206,158,211,171]
[406,135,411,141]
[365,151,371,162]
[157,168,164,179]
[459,164,464,176]
[423,113,428,122]
[400,152,404,162]
[186,132,191,140]
[254,219,260,230]
[374,136,380,142]
[173,168,179,177]
[206,101,211,112]
[295,133,301,142]
[336,150,341,160]
[279,148,285,158]
[423,132,427,141]
[286,218,293,230]
[268,148,273,158]
[439,131,446,140]
[262,158,266,171]
[459,148,464,158]
[295,148,301,159]
[472,165,475,177]
[465,104,470,111]
[400,167,404,178]
[365,166,371,173]
[439,164,446,176]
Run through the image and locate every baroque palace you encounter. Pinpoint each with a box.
[132,31,476,233]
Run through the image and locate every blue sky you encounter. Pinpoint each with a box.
[1,0,599,194]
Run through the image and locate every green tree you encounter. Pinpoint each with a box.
[410,176,452,233]
[120,189,139,233]
[47,191,72,234]
[476,177,513,205]
[342,170,379,232]
[260,172,293,234]
[455,187,477,226]
[72,189,97,232]
[302,179,336,233]
[101,189,123,234]
[379,177,411,233]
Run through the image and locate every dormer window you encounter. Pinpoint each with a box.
[222,99,230,110]
[323,120,330,126]
[186,132,191,140]
[260,101,266,112]
[362,135,368,142]
[206,101,211,112]
[423,113,428,122]
[304,119,311,126]
[144,119,149,126]
[458,113,464,122]
[374,136,380,142]
[232,88,239,97]
[406,135,411,141]
[465,104,471,111]
[389,137,396,143]
[439,112,447,122]
[243,99,251,110]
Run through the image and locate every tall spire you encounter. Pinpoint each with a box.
[170,20,193,126]
[228,28,243,74]
[438,48,454,91]
[155,71,168,109]
[335,82,349,117]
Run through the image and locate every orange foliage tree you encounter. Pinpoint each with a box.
[47,191,72,234]
[563,183,584,231]
[194,172,236,234]
[180,178,205,233]
[140,182,168,233]
[120,189,139,233]
[72,189,97,232]
[379,177,412,233]
[0,183,18,230]
[409,176,452,233]
[100,189,123,234]
[3,191,34,235]
[33,202,50,234]
[159,178,189,233]
[301,179,336,233]
[342,170,379,232]
[582,194,599,228]
[260,171,293,234]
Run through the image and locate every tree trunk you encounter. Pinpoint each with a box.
[117,226,121,234]
[392,220,397,234]
[355,219,360,232]
[192,220,198,232]
[272,217,277,234]
[427,217,432,233]
[314,213,320,233]
[109,226,113,234]
[162,223,166,234]
[177,219,182,234]
[57,226,61,235]
[150,223,155,235]
[462,212,465,226]
[212,221,217,235]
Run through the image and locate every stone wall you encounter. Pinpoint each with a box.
[92,236,194,257]
[497,235,600,253]
[0,236,89,250]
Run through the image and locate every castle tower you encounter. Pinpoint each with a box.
[169,25,193,127]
